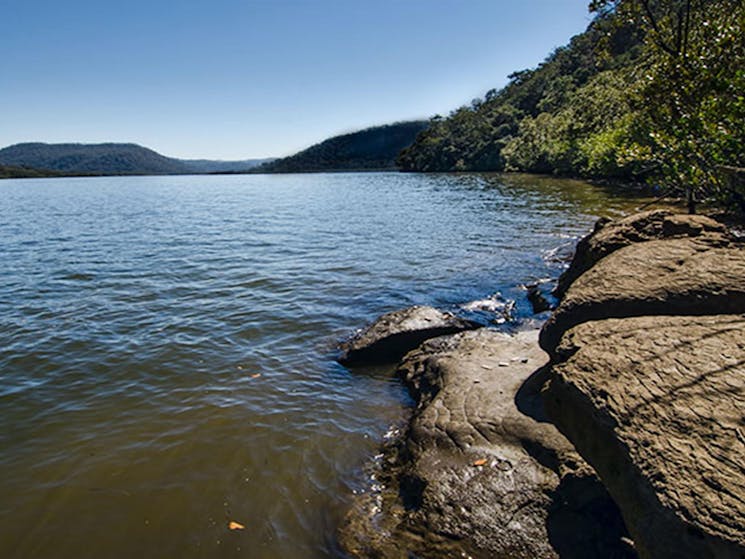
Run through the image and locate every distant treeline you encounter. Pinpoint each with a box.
[256,121,429,173]
[0,164,65,179]
[399,0,745,212]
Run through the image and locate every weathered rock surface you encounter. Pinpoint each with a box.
[543,314,745,559]
[338,305,480,365]
[554,210,729,299]
[540,236,745,355]
[340,330,634,559]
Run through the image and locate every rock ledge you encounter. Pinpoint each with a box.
[338,305,480,365]
[340,329,634,559]
[543,314,745,559]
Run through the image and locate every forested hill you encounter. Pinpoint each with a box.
[0,143,192,175]
[398,15,644,175]
[0,143,270,176]
[257,121,429,173]
[397,0,745,213]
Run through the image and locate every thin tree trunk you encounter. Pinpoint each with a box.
[686,185,696,214]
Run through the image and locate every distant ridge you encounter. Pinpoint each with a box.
[0,143,189,175]
[0,142,271,176]
[256,121,429,173]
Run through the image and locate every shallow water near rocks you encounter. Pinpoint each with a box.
[0,172,656,558]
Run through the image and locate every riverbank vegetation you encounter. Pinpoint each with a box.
[0,164,64,179]
[398,0,745,213]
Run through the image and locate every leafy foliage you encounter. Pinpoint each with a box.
[257,121,429,173]
[593,0,745,210]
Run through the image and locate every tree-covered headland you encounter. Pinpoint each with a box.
[398,0,745,213]
[257,121,429,173]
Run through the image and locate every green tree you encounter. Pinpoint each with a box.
[590,0,745,212]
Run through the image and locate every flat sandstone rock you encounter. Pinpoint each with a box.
[340,329,634,559]
[541,236,745,355]
[554,210,728,299]
[544,315,745,559]
[338,305,480,365]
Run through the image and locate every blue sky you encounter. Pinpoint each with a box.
[1,0,594,159]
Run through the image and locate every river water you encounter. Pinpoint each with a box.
[0,172,654,558]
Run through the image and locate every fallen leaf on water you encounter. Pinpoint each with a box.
[250,373,261,379]
[472,458,488,467]
[228,521,245,531]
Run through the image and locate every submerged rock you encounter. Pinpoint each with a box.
[527,283,552,314]
[340,330,634,559]
[554,210,729,299]
[540,236,745,355]
[543,314,745,559]
[338,305,480,365]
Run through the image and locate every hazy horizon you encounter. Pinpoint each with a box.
[1,0,593,160]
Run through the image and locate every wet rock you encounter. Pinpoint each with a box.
[540,236,745,355]
[340,330,635,559]
[338,306,481,366]
[543,314,745,559]
[527,284,552,314]
[554,210,729,299]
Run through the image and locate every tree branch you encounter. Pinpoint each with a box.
[639,0,679,56]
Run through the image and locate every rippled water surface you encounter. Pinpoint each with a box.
[0,173,655,558]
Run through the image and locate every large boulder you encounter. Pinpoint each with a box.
[338,305,480,365]
[543,314,745,559]
[554,210,729,299]
[540,236,745,355]
[340,330,634,559]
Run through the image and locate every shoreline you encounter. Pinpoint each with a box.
[337,209,745,558]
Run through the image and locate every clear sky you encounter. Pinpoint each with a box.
[1,0,594,159]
